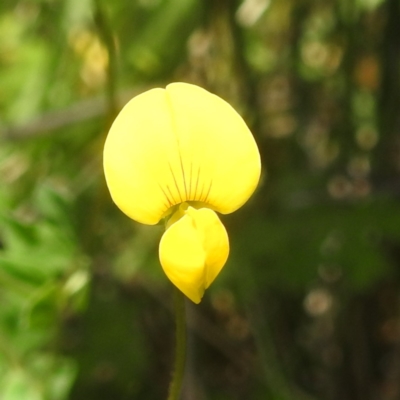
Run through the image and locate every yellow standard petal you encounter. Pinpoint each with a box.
[159,205,229,303]
[103,82,261,225]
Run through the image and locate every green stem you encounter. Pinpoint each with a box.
[167,287,187,400]
[93,0,119,119]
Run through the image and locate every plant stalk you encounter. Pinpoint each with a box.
[167,287,187,400]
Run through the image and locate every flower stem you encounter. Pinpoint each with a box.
[167,287,187,400]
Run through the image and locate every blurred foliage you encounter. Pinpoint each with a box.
[1,0,400,399]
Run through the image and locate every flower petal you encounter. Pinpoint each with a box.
[185,207,229,288]
[159,206,229,303]
[103,83,261,225]
[159,212,206,303]
[165,83,261,214]
[103,88,182,225]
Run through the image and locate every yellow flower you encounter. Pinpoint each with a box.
[103,83,261,303]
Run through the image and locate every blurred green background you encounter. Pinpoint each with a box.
[1,0,400,399]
